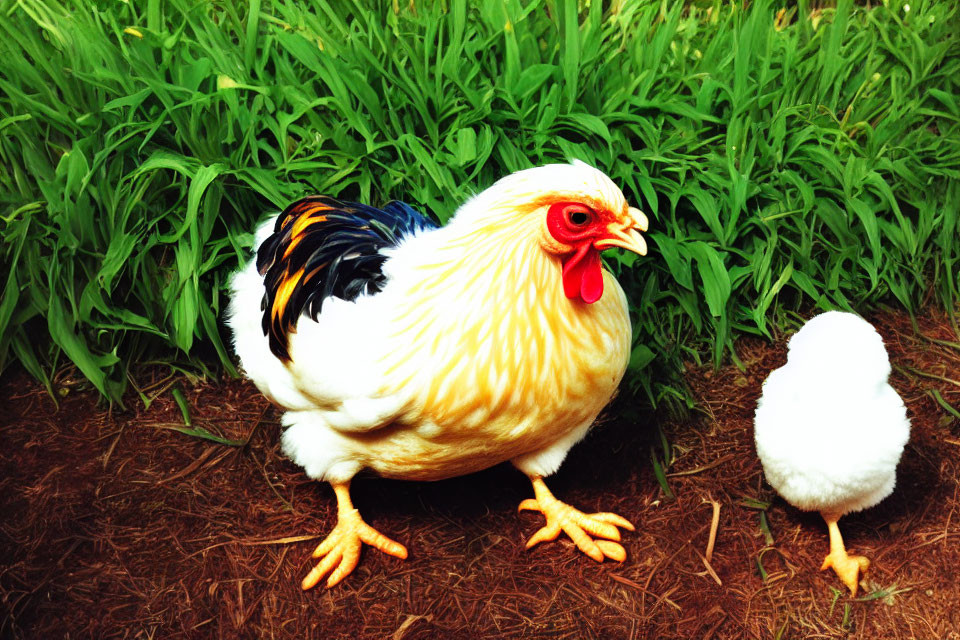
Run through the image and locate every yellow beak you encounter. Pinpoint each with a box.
[594,207,649,255]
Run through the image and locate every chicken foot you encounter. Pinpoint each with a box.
[819,512,870,595]
[301,481,407,590]
[519,475,634,562]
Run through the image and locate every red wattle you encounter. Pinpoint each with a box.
[580,248,604,303]
[562,245,604,304]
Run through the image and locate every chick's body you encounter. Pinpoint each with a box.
[754,311,910,593]
[228,163,648,589]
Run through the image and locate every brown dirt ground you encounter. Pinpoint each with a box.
[1,308,959,640]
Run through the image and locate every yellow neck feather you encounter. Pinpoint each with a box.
[379,216,631,430]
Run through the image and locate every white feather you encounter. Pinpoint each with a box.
[225,216,315,411]
[511,417,595,478]
[754,311,910,515]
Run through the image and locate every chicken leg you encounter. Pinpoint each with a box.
[519,475,634,562]
[301,481,407,589]
[819,512,870,595]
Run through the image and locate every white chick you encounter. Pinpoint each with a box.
[754,311,910,594]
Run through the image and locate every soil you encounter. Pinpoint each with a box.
[2,308,959,639]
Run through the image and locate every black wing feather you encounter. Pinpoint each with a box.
[256,195,438,361]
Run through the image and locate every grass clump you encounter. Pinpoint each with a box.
[1,0,958,404]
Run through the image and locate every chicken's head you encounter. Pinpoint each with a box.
[542,195,648,304]
[466,161,648,304]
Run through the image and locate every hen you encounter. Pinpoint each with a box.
[754,311,910,594]
[228,162,649,589]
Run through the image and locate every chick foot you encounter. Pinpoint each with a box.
[820,512,870,595]
[519,475,634,562]
[301,482,407,590]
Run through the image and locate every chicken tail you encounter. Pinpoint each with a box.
[256,195,437,361]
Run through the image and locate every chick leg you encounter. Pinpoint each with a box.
[819,512,870,595]
[301,481,407,590]
[519,475,634,562]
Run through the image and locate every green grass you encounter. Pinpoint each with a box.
[1,0,958,404]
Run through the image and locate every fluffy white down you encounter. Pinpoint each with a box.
[226,215,317,411]
[226,216,418,481]
[754,311,910,515]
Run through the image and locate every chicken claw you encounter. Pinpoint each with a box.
[302,482,407,590]
[519,476,634,562]
[820,512,870,595]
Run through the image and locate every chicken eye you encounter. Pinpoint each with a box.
[565,207,593,227]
